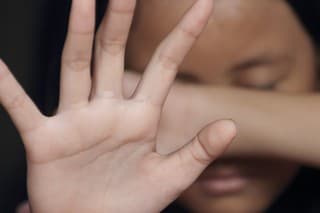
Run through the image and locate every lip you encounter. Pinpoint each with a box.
[197,165,248,196]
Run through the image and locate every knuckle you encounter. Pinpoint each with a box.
[190,147,212,165]
[190,137,215,165]
[158,52,179,70]
[109,5,135,15]
[98,37,126,56]
[7,93,28,110]
[178,25,199,40]
[63,58,91,72]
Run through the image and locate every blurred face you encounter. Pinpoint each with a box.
[126,0,316,212]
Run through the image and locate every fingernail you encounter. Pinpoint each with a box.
[212,119,237,142]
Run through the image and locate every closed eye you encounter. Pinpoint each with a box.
[176,71,200,83]
[232,55,290,90]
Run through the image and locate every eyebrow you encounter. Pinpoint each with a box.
[232,53,293,72]
[232,56,275,72]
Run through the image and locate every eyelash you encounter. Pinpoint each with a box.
[239,82,276,91]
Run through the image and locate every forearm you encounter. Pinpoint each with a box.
[123,71,320,166]
[193,86,320,167]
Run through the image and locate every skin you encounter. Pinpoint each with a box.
[0,0,237,213]
[124,0,316,212]
[12,0,320,212]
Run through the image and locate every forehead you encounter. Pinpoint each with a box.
[133,0,288,36]
[131,0,299,55]
[127,0,307,80]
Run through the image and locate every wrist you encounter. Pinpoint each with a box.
[192,86,260,157]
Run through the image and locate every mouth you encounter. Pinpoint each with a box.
[196,163,249,196]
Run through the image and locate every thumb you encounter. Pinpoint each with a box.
[163,119,236,193]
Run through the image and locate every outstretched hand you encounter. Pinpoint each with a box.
[1,0,236,212]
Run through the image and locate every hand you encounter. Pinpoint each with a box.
[0,0,236,212]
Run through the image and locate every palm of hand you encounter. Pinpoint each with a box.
[0,0,236,212]
[27,100,165,213]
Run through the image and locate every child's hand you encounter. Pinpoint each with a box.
[1,0,236,212]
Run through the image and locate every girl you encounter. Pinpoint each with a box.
[123,0,319,212]
[12,0,320,212]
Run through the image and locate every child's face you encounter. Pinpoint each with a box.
[126,0,316,212]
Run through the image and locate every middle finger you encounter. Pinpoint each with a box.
[93,0,136,99]
[133,0,213,107]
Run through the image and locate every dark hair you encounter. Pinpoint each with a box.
[287,0,320,45]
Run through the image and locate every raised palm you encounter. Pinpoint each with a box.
[0,0,236,212]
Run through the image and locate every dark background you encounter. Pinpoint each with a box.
[0,0,319,212]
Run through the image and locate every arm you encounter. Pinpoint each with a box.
[213,88,320,166]
[177,85,320,167]
[124,64,320,166]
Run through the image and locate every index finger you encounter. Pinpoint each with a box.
[133,0,213,106]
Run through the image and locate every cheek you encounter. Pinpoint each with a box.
[275,68,316,92]
[250,162,299,194]
[275,44,316,92]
